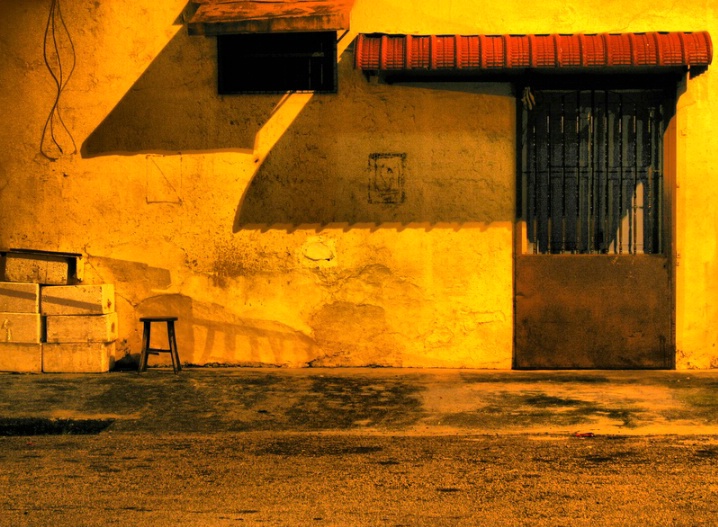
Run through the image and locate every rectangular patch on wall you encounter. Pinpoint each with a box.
[368,153,406,204]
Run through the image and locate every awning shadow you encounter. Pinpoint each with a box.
[234,59,517,231]
[82,28,281,157]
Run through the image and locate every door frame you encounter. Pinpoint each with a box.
[512,75,681,369]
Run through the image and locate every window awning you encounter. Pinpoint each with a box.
[188,0,355,36]
[355,32,713,74]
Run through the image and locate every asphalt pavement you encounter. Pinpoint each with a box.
[1,368,717,436]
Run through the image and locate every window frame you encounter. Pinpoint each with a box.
[517,75,679,256]
[217,31,338,94]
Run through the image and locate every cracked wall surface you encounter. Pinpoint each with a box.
[0,0,716,368]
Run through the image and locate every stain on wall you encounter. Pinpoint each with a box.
[368,153,406,205]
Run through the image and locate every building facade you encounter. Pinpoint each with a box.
[0,0,716,369]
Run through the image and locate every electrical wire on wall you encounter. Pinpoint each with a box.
[41,0,76,160]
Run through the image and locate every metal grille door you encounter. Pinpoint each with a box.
[515,88,674,369]
[521,90,665,254]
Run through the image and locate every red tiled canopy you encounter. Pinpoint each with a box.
[355,32,713,72]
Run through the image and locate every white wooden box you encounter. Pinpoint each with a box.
[0,282,40,313]
[46,313,118,343]
[41,284,115,316]
[0,313,43,343]
[0,343,43,372]
[4,255,70,285]
[43,342,114,373]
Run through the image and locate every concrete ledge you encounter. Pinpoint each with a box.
[1,369,717,435]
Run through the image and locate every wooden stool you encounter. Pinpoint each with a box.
[138,317,182,374]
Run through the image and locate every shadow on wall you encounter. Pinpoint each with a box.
[81,25,516,229]
[82,28,281,157]
[87,257,319,367]
[234,59,517,230]
[137,293,318,367]
[91,257,413,368]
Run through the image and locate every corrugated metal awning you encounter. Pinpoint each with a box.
[355,32,713,73]
[188,0,355,36]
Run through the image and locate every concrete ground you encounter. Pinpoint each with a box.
[2,368,718,527]
[1,368,717,436]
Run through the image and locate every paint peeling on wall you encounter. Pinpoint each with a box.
[301,238,336,266]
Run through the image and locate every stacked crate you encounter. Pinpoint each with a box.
[2,252,76,285]
[42,285,117,373]
[0,282,43,372]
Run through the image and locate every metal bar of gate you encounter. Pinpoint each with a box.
[521,89,664,255]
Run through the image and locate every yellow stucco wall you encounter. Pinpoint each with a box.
[0,0,716,368]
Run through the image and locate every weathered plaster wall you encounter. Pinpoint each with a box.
[0,0,716,368]
[675,67,718,369]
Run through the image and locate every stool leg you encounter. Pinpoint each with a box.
[138,322,151,373]
[167,321,181,373]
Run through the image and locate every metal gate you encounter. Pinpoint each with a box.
[515,88,674,369]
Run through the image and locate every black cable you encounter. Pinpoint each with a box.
[41,0,76,160]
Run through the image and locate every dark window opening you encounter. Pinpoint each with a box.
[520,88,670,255]
[217,32,337,94]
